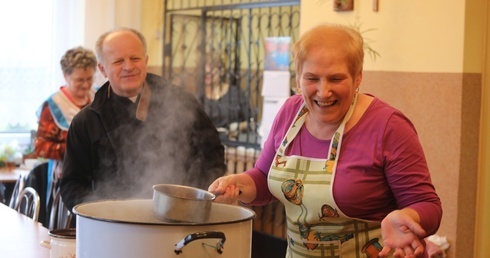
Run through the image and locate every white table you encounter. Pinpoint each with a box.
[0,202,50,257]
[0,167,30,204]
[0,167,28,183]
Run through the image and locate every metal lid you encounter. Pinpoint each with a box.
[49,228,76,239]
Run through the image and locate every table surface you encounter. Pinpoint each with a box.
[0,167,30,183]
[0,202,50,257]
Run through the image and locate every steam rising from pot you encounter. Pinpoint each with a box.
[85,84,219,202]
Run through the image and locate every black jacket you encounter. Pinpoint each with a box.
[61,73,226,211]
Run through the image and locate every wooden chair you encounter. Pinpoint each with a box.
[14,187,40,222]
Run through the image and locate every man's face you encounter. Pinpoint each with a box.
[98,31,148,98]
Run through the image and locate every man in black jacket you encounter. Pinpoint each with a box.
[60,28,226,212]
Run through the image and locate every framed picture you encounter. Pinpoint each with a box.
[334,0,354,11]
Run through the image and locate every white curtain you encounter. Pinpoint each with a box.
[0,0,85,132]
[0,0,142,133]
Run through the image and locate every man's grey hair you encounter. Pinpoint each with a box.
[95,27,147,62]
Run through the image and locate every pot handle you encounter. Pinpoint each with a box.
[174,231,226,255]
[39,240,51,249]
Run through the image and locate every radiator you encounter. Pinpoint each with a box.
[225,146,287,239]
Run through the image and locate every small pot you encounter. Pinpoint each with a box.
[40,228,76,258]
[152,184,216,223]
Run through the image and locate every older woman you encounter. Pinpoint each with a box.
[34,46,97,226]
[35,46,97,161]
[209,23,442,258]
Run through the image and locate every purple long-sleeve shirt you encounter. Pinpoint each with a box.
[245,94,442,236]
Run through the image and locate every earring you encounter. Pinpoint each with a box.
[355,87,359,93]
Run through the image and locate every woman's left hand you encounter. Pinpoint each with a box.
[379,209,426,257]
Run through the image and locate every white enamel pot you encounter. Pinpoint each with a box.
[73,199,255,258]
[40,229,76,258]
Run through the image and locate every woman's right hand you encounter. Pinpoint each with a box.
[208,173,256,204]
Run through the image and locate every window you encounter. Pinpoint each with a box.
[0,1,55,133]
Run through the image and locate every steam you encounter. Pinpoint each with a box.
[90,83,218,201]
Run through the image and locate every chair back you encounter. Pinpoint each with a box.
[23,161,49,226]
[8,173,27,209]
[49,188,73,230]
[14,186,40,221]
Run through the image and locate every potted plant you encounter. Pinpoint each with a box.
[0,141,21,171]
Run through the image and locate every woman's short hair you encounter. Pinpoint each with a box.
[60,46,97,75]
[292,23,364,77]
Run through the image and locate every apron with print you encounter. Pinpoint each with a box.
[268,95,384,258]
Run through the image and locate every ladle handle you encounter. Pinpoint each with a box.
[212,190,242,197]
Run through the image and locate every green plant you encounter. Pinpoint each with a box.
[0,142,20,162]
[316,1,381,61]
[349,20,380,61]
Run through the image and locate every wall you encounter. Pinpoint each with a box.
[475,1,490,257]
[300,1,487,257]
[82,0,142,85]
[301,1,468,73]
[83,0,142,49]
[141,0,164,70]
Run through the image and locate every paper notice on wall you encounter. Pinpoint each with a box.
[264,37,291,71]
[262,70,290,98]
[259,97,288,148]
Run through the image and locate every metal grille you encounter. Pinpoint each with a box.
[224,146,287,239]
[162,0,300,150]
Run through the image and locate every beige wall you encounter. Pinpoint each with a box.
[141,0,164,68]
[299,1,488,257]
[301,0,469,73]
[82,0,143,85]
